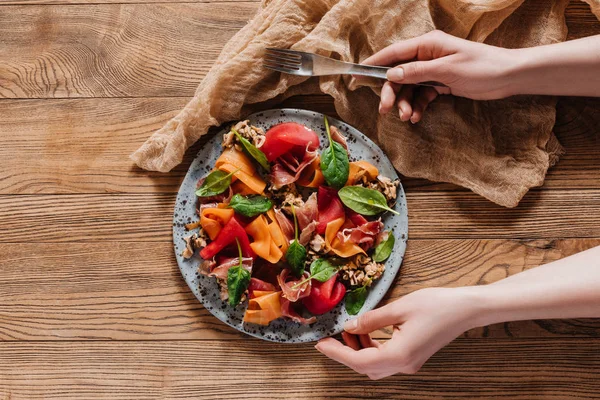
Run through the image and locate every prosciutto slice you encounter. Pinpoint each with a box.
[330,125,349,152]
[277,269,311,302]
[338,219,384,251]
[298,220,317,246]
[274,208,294,241]
[281,298,317,325]
[296,193,318,231]
[270,146,318,189]
[206,257,253,280]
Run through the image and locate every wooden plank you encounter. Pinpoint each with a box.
[0,3,258,98]
[0,3,598,99]
[1,338,600,399]
[1,239,599,341]
[1,0,259,3]
[1,189,599,242]
[0,97,598,194]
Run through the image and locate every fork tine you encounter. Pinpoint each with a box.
[265,52,302,65]
[264,56,301,69]
[265,48,303,60]
[263,63,300,75]
[264,53,302,65]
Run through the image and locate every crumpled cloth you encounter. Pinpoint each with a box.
[131,0,599,207]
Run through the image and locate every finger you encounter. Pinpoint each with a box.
[379,81,401,114]
[386,59,448,85]
[342,332,361,351]
[359,334,381,349]
[363,30,456,67]
[315,337,359,368]
[344,302,403,335]
[362,36,424,66]
[397,85,414,122]
[410,87,439,124]
[316,338,381,374]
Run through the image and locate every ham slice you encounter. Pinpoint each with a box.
[206,257,253,280]
[274,208,294,241]
[298,220,317,246]
[270,146,318,189]
[281,297,317,325]
[330,125,348,152]
[277,269,311,302]
[296,193,318,231]
[338,219,383,251]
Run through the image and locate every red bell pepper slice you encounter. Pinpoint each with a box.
[261,122,320,162]
[317,186,345,235]
[302,274,345,315]
[248,278,276,299]
[199,216,255,260]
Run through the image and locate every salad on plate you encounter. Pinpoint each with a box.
[181,117,400,326]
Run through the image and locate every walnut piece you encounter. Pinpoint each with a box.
[340,254,385,287]
[181,228,209,259]
[309,234,326,253]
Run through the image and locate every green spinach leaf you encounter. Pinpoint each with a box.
[372,232,395,262]
[195,168,240,198]
[229,194,273,217]
[232,128,270,172]
[286,240,307,277]
[309,258,339,282]
[227,238,251,306]
[286,204,307,277]
[345,285,368,315]
[292,258,339,288]
[338,186,400,216]
[320,116,349,189]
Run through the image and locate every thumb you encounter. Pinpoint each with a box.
[387,60,447,85]
[344,302,402,334]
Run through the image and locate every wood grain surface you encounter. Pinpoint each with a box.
[0,0,599,398]
[1,339,600,399]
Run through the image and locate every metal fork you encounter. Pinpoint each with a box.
[264,48,447,88]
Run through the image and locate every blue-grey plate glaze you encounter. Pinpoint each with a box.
[173,109,408,343]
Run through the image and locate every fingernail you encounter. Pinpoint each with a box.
[378,103,382,114]
[410,115,418,124]
[399,110,404,120]
[344,319,358,331]
[386,67,404,82]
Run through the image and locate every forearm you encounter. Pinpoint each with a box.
[468,245,600,328]
[507,35,600,97]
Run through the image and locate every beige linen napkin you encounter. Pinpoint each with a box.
[131,0,599,207]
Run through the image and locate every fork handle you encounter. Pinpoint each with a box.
[348,64,447,88]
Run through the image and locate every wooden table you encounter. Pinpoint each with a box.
[1,0,599,398]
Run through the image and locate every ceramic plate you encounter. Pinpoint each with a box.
[173,109,408,343]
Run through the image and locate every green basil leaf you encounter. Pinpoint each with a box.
[286,240,307,277]
[372,232,395,262]
[195,169,237,197]
[338,186,400,216]
[309,258,338,282]
[232,128,270,172]
[229,194,273,217]
[320,117,349,189]
[227,265,251,307]
[345,286,368,315]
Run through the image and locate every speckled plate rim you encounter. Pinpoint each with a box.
[173,108,408,343]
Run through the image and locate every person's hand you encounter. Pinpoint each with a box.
[315,287,482,379]
[363,30,519,123]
